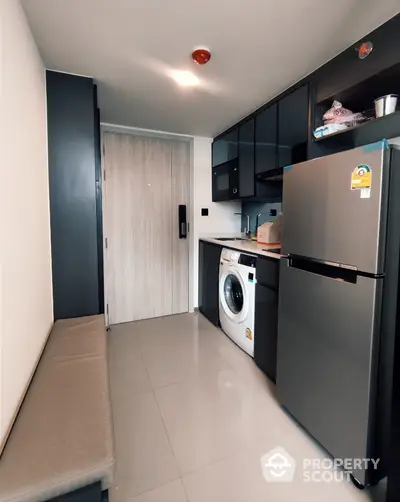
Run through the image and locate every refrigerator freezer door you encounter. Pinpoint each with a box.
[277,258,382,485]
[282,143,388,274]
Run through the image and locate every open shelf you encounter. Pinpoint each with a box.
[312,62,400,152]
[316,63,400,110]
[314,111,400,142]
[314,62,400,124]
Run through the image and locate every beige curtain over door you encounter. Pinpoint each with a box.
[103,132,189,324]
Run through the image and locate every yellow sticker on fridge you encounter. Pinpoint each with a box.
[351,164,372,190]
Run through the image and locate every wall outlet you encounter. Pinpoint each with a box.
[201,208,209,216]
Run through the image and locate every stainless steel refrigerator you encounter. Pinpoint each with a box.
[277,141,400,487]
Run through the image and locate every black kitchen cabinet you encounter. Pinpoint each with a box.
[238,118,255,198]
[46,71,103,320]
[255,103,278,174]
[212,127,238,167]
[314,15,400,104]
[212,15,400,201]
[278,84,309,169]
[212,86,308,202]
[46,483,103,502]
[254,257,280,382]
[198,240,221,326]
[254,103,282,200]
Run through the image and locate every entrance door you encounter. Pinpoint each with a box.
[103,132,190,324]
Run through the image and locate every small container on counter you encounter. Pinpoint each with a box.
[257,215,282,245]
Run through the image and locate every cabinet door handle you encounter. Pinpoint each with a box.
[233,188,238,194]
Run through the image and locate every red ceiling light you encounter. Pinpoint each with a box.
[191,47,211,65]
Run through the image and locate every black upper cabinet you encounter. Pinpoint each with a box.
[255,103,277,174]
[238,118,255,198]
[47,71,103,320]
[278,84,309,169]
[212,84,309,201]
[314,15,400,103]
[212,127,238,167]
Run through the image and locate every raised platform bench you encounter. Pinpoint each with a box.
[0,315,114,502]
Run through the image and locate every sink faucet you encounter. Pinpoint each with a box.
[234,212,251,239]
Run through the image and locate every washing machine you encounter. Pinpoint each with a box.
[219,248,257,357]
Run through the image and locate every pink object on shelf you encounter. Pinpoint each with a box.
[323,100,365,125]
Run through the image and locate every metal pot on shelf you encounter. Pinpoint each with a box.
[374,94,398,118]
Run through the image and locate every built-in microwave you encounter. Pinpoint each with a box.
[212,158,239,201]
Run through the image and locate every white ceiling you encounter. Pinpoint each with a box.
[22,0,399,137]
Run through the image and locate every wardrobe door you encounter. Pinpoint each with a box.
[46,71,101,319]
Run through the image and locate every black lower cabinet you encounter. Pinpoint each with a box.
[254,257,280,382]
[47,71,103,320]
[198,240,221,326]
[45,483,103,502]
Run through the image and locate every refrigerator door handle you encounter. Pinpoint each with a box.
[288,256,358,284]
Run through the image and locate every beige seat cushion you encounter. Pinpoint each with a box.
[0,315,114,502]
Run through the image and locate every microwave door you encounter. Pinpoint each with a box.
[212,161,230,201]
[212,158,239,201]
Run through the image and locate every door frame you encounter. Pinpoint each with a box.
[100,124,194,326]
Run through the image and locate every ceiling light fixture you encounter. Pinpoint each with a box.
[170,70,200,87]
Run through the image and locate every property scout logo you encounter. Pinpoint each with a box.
[260,446,380,483]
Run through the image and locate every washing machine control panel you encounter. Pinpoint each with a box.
[221,249,240,263]
[238,254,257,268]
[221,249,257,268]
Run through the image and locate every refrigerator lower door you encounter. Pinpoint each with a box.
[277,258,382,485]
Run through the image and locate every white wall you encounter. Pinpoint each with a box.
[190,137,241,308]
[0,0,53,452]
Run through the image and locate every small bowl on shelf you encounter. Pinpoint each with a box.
[374,95,398,118]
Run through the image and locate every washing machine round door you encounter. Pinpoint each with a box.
[220,269,248,322]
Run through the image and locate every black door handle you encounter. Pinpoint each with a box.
[179,205,187,239]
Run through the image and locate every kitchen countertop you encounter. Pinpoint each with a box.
[200,235,283,260]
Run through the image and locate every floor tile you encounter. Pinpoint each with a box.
[143,340,231,389]
[109,355,152,401]
[110,390,179,499]
[131,313,231,389]
[109,313,388,502]
[130,479,187,502]
[108,329,152,398]
[108,322,144,360]
[211,328,277,397]
[182,445,384,502]
[155,367,291,474]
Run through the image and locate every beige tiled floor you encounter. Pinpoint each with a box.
[108,313,386,502]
